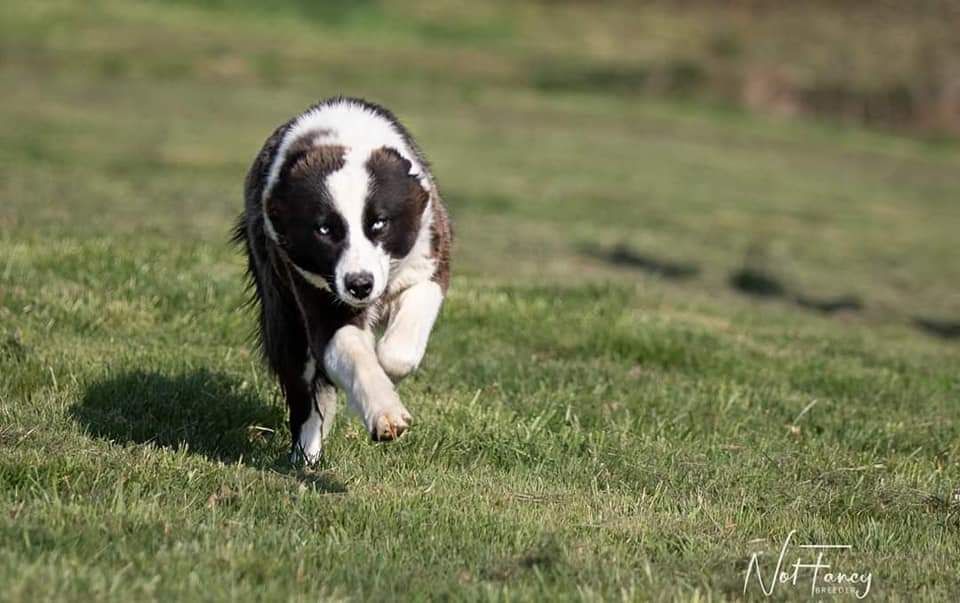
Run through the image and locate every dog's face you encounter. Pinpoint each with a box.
[265,143,430,306]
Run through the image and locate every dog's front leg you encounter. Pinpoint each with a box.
[377,280,444,381]
[324,325,411,441]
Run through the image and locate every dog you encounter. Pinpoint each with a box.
[234,97,452,463]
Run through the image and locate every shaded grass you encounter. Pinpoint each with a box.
[73,369,285,466]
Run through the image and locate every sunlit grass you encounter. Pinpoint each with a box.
[1,1,959,600]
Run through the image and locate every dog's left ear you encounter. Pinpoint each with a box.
[367,146,430,207]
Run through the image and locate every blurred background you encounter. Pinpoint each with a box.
[2,0,959,333]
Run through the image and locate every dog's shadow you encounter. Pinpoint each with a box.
[73,369,288,468]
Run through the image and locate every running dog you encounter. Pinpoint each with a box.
[234,97,451,462]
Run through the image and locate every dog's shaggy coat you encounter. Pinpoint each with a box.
[234,97,451,462]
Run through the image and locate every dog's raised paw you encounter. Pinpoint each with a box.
[377,344,420,381]
[370,406,412,442]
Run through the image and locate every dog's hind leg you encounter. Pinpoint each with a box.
[292,385,335,464]
[377,280,444,381]
[285,353,334,464]
[323,325,411,441]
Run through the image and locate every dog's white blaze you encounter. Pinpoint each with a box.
[326,163,391,306]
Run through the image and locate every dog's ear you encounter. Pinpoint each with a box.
[265,137,347,241]
[281,135,346,183]
[269,136,345,209]
[367,146,430,208]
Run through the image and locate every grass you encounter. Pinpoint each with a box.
[1,1,959,600]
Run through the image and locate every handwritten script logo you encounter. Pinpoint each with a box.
[743,530,873,598]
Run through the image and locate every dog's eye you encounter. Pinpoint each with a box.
[315,224,330,236]
[371,218,388,233]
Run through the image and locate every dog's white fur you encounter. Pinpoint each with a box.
[296,383,338,462]
[323,325,412,441]
[378,280,444,380]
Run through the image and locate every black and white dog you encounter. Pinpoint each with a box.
[234,97,452,462]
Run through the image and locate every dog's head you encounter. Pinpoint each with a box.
[263,138,430,307]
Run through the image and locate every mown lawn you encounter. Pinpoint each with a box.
[1,2,959,601]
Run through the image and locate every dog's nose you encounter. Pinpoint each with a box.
[344,271,374,300]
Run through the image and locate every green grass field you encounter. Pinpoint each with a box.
[2,1,959,600]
